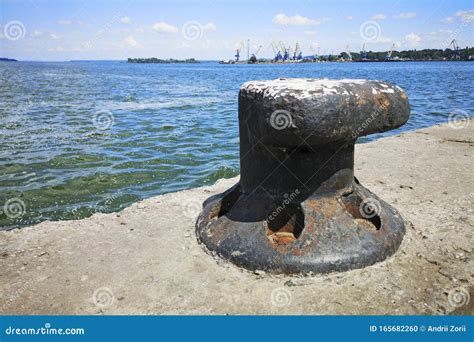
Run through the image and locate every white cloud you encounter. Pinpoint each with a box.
[152,21,178,33]
[120,16,131,24]
[47,46,64,52]
[376,36,392,43]
[50,33,60,40]
[57,20,72,25]
[124,35,139,47]
[346,16,353,21]
[404,32,421,47]
[363,35,392,44]
[370,14,386,20]
[455,10,474,23]
[429,29,454,35]
[178,41,191,49]
[31,30,43,37]
[203,22,217,32]
[309,42,319,51]
[304,30,317,36]
[441,16,454,24]
[394,12,416,19]
[273,13,323,26]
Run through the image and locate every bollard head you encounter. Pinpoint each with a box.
[196,78,411,274]
[239,78,410,145]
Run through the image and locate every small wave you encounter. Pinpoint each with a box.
[97,98,222,112]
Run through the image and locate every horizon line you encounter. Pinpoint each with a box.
[3,45,473,63]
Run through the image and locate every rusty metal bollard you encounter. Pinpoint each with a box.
[196,78,410,274]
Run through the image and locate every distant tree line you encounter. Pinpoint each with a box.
[334,47,474,62]
[127,58,199,64]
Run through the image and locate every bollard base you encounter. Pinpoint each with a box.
[196,179,406,274]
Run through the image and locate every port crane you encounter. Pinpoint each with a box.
[386,43,396,60]
[448,39,460,60]
[293,43,303,60]
[234,42,245,62]
[328,50,335,60]
[277,41,290,61]
[309,45,320,61]
[345,44,352,61]
[271,41,283,62]
[252,45,263,58]
[361,43,368,60]
[249,45,263,63]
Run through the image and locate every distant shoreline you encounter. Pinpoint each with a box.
[127,58,199,64]
[2,59,473,64]
[3,46,473,64]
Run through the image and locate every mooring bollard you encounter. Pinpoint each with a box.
[196,78,410,274]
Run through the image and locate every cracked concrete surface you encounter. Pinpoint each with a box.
[0,120,472,315]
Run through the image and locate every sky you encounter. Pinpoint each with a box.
[0,0,473,61]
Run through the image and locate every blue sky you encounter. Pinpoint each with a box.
[1,0,473,61]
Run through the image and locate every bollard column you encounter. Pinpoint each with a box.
[196,78,411,274]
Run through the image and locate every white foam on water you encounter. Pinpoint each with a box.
[98,98,222,112]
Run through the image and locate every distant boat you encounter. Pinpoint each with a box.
[0,58,18,62]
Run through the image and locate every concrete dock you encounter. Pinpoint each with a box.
[0,121,472,315]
